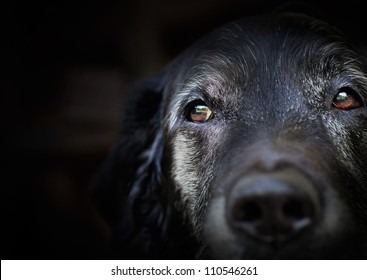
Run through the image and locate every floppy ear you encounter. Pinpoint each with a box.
[91,71,172,258]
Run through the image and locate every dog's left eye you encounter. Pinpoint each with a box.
[187,103,213,123]
[332,88,363,110]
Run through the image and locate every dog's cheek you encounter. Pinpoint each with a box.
[203,195,241,259]
[170,127,224,235]
[322,114,365,178]
[171,133,202,219]
[322,114,367,220]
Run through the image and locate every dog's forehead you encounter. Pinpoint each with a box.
[177,14,359,92]
[167,14,367,112]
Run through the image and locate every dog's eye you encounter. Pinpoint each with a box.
[188,104,213,123]
[332,88,362,110]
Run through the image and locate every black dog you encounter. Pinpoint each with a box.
[93,13,367,259]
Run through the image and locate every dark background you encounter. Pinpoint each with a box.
[2,0,366,259]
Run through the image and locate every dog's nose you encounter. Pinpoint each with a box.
[228,170,321,243]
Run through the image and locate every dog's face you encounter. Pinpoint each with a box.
[93,13,367,259]
[161,14,367,259]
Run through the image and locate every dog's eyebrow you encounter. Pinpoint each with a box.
[176,50,251,100]
[305,44,367,95]
[177,80,239,113]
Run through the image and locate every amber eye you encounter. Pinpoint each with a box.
[332,88,362,110]
[187,103,213,123]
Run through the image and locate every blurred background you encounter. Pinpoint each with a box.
[2,0,366,259]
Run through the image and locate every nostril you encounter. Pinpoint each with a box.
[283,199,306,220]
[234,201,262,222]
[282,198,315,231]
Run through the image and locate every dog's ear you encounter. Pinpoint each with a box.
[91,69,171,258]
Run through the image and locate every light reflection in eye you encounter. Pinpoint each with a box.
[189,104,213,123]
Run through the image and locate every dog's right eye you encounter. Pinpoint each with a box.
[187,103,213,123]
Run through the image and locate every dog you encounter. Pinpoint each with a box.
[92,13,367,259]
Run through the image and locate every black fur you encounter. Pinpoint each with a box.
[93,13,367,259]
